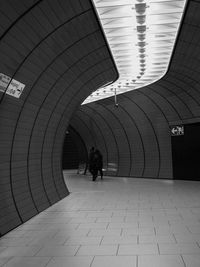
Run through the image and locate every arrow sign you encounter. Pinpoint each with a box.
[170,125,184,136]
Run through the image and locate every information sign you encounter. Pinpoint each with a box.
[170,125,184,136]
[0,73,25,98]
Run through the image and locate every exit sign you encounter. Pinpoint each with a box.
[170,125,184,136]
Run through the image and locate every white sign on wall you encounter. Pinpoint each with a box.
[170,125,184,136]
[0,73,25,98]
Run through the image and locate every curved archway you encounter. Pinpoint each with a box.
[0,0,118,235]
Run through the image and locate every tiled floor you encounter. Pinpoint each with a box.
[0,170,200,266]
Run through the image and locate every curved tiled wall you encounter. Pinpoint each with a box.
[0,0,118,235]
[70,0,200,179]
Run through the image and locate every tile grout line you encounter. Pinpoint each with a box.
[74,223,80,230]
[99,236,104,245]
[154,226,156,235]
[120,228,123,236]
[157,242,161,255]
[32,244,45,256]
[44,256,54,267]
[173,233,178,244]
[106,222,109,229]
[186,225,192,233]
[136,255,138,267]
[86,229,91,237]
[90,256,95,267]
[180,254,187,267]
[1,256,14,267]
[116,244,120,255]
[74,244,81,256]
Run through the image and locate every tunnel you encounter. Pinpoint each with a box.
[0,0,200,250]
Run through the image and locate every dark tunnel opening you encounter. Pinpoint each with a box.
[62,125,88,171]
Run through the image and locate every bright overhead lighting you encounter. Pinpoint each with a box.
[82,0,187,105]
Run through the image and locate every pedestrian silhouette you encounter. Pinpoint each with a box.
[92,149,103,181]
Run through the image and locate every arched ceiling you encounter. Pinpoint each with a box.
[70,0,200,179]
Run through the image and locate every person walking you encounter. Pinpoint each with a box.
[92,149,103,181]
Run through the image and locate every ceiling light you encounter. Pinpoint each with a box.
[82,0,187,105]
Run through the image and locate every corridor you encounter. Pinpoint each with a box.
[0,172,200,266]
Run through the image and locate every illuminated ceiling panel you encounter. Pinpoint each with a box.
[82,0,187,104]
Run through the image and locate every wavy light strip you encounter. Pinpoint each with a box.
[82,0,187,104]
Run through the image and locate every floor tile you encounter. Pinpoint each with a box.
[3,232,25,239]
[0,237,33,246]
[122,227,155,235]
[69,217,96,223]
[114,211,135,217]
[46,256,93,267]
[187,226,200,234]
[159,243,200,254]
[77,245,117,256]
[182,254,200,267]
[87,212,113,218]
[77,223,108,229]
[174,233,200,243]
[55,229,90,237]
[62,212,88,218]
[43,223,80,230]
[155,226,190,235]
[16,224,46,231]
[35,245,80,256]
[0,257,12,266]
[138,221,164,227]
[139,235,176,244]
[101,235,137,245]
[21,230,58,238]
[91,256,136,267]
[138,255,184,267]
[64,236,102,245]
[3,257,51,267]
[0,246,41,257]
[28,235,68,246]
[96,217,125,223]
[108,222,138,229]
[88,229,121,236]
[118,244,158,255]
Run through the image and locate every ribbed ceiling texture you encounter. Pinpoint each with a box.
[0,0,118,236]
[0,0,200,237]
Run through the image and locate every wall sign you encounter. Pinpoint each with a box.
[0,73,25,98]
[170,125,184,136]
